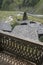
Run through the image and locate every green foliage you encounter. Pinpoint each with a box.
[0,0,40,11]
[34,0,43,14]
[31,0,40,6]
[2,0,14,10]
[22,0,40,7]
[0,0,3,9]
[39,36,43,42]
[11,22,20,30]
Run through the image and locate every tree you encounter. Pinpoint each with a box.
[31,0,40,6]
[0,0,40,10]
[14,0,23,9]
[0,0,3,9]
[2,0,14,10]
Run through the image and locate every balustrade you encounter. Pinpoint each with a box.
[0,31,43,65]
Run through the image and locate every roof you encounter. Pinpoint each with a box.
[0,22,12,32]
[11,25,38,41]
[19,20,40,29]
[11,21,43,41]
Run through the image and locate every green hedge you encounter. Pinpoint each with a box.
[39,36,43,42]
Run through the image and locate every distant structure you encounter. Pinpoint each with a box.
[23,12,28,20]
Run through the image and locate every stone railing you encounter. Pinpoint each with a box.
[0,30,43,65]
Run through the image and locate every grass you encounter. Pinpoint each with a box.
[0,11,18,20]
[0,11,43,24]
[28,16,43,23]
